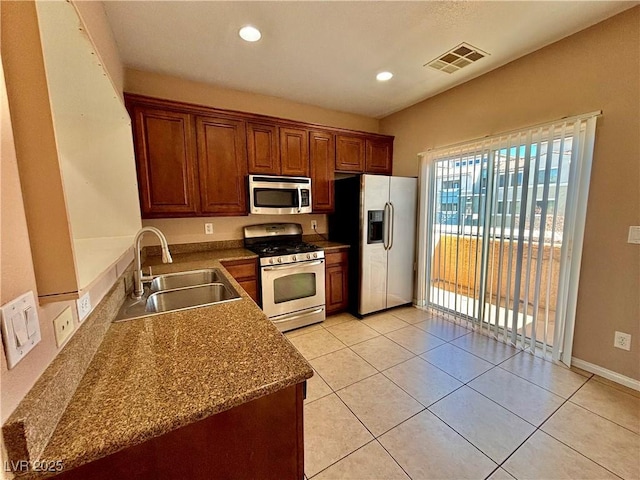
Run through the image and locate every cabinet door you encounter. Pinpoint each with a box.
[196,116,248,215]
[325,251,349,315]
[325,263,349,315]
[280,127,309,177]
[221,258,260,305]
[247,122,280,175]
[132,107,199,216]
[335,135,364,172]
[309,130,335,213]
[365,138,393,175]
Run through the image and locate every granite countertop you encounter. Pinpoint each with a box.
[32,248,312,477]
[312,240,350,251]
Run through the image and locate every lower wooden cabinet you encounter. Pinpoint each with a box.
[325,250,349,315]
[53,383,305,480]
[221,258,260,305]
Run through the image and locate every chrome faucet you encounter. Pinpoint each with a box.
[132,226,172,298]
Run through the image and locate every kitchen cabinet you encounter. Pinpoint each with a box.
[247,122,280,174]
[248,124,309,177]
[325,250,349,315]
[220,258,260,305]
[132,106,199,215]
[309,130,335,213]
[53,383,305,480]
[125,94,394,219]
[365,137,393,175]
[335,135,365,172]
[196,116,248,216]
[280,127,309,176]
[127,98,249,218]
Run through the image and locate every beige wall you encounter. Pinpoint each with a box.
[0,0,127,423]
[144,214,328,246]
[381,7,640,380]
[125,68,379,133]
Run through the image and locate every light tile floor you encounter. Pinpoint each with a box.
[287,307,640,480]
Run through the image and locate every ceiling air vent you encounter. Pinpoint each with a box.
[426,43,488,74]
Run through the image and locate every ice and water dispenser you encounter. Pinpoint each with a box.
[367,210,384,244]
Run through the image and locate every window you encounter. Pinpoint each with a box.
[417,112,599,367]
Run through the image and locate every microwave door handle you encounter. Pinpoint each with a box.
[297,187,302,213]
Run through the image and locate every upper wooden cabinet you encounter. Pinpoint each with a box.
[132,106,199,215]
[335,135,365,172]
[365,137,393,175]
[280,127,309,177]
[247,122,280,175]
[309,130,335,213]
[196,116,248,216]
[125,94,394,218]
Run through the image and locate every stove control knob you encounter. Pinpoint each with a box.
[269,258,274,264]
[292,255,297,261]
[306,254,311,259]
[277,257,282,263]
[313,252,318,259]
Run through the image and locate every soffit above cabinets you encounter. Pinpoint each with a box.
[104,1,634,119]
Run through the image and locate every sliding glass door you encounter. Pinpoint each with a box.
[417,114,598,364]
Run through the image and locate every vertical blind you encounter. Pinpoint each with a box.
[416,112,599,365]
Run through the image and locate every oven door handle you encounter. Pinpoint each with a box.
[263,260,324,271]
[297,187,303,213]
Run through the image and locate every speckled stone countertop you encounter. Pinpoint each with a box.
[312,240,350,251]
[29,248,312,477]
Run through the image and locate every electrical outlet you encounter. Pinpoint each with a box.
[614,331,631,351]
[204,223,214,235]
[628,226,640,244]
[77,292,91,322]
[311,220,318,230]
[53,307,74,348]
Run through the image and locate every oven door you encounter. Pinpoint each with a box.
[261,259,325,319]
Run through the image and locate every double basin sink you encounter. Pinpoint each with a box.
[115,268,241,322]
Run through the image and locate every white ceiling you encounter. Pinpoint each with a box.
[104,1,634,119]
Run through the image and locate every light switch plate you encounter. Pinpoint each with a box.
[53,307,74,348]
[1,291,41,369]
[204,223,214,235]
[628,226,640,244]
[76,292,91,322]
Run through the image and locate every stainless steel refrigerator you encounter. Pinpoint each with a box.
[329,174,417,316]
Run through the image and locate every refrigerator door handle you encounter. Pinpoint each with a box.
[388,202,395,250]
[383,202,390,250]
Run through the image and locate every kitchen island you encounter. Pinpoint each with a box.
[4,249,312,479]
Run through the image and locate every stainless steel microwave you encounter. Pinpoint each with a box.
[249,175,312,215]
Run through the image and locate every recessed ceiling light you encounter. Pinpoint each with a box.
[376,71,393,82]
[239,25,261,42]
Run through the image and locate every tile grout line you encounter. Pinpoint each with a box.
[302,311,633,480]
[499,377,625,480]
[567,377,640,436]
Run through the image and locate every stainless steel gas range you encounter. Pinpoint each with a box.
[244,223,325,332]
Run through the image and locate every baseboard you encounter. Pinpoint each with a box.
[571,357,640,392]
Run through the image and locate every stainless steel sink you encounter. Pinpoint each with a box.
[149,269,226,292]
[146,284,238,313]
[114,268,241,322]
